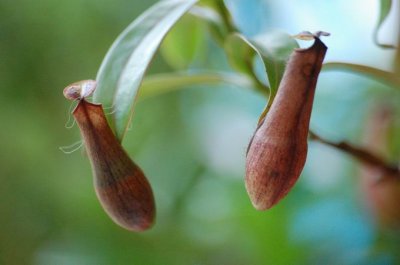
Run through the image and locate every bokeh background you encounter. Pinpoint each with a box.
[1,0,399,264]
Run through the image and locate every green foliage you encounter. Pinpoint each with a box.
[95,0,299,141]
[374,0,395,48]
[323,62,400,88]
[224,32,298,122]
[139,72,253,99]
[224,32,298,96]
[94,0,198,140]
[248,32,299,94]
[224,34,257,77]
[161,14,205,69]
[1,0,400,264]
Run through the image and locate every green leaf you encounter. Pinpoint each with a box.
[224,32,299,95]
[323,62,400,88]
[160,14,205,69]
[373,0,395,49]
[224,34,257,77]
[250,32,299,95]
[94,0,198,141]
[224,32,298,124]
[138,72,256,100]
[189,5,227,43]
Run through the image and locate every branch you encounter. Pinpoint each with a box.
[309,131,400,178]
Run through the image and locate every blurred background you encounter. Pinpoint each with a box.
[1,0,399,264]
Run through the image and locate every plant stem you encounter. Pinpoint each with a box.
[215,1,236,33]
[309,131,400,178]
[395,2,400,74]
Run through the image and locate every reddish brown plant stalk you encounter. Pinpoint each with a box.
[359,106,400,228]
[246,37,327,210]
[63,80,155,231]
[309,131,400,177]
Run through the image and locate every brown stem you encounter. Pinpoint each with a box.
[309,131,400,177]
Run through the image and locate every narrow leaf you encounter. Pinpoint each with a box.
[323,62,400,88]
[224,32,298,123]
[224,32,298,95]
[224,34,257,77]
[94,0,198,140]
[189,5,227,44]
[373,0,395,49]
[160,14,204,69]
[250,32,299,95]
[139,72,256,99]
